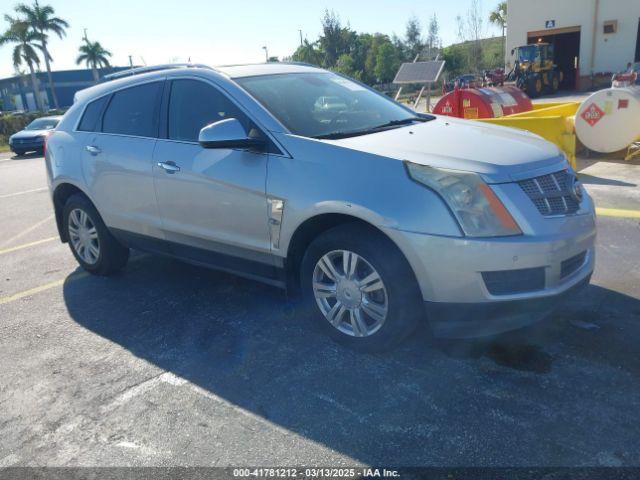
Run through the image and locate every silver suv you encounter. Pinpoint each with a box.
[45,63,596,351]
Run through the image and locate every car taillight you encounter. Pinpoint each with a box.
[43,131,53,157]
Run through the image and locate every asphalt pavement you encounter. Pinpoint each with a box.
[1,151,639,467]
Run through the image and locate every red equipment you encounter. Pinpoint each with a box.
[612,72,638,88]
[433,85,533,119]
[483,68,505,87]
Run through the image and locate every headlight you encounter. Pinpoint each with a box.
[405,162,522,237]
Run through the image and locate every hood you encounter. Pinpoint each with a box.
[11,129,51,139]
[321,116,567,183]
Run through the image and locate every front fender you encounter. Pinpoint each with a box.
[269,134,462,256]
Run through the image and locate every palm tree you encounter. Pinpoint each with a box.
[76,39,111,82]
[489,1,507,63]
[15,0,69,109]
[0,15,44,111]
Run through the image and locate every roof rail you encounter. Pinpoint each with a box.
[281,61,317,68]
[101,63,214,82]
[213,61,319,68]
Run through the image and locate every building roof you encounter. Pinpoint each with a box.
[0,66,133,85]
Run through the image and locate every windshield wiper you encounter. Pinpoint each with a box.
[314,116,432,140]
[377,117,430,127]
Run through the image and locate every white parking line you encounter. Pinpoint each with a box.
[0,187,47,199]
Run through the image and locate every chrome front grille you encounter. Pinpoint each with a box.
[518,170,580,216]
[14,137,39,144]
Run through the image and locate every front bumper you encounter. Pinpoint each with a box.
[424,274,591,338]
[382,209,596,338]
[9,138,44,152]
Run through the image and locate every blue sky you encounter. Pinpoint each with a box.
[0,0,502,78]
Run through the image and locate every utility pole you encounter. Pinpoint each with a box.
[262,46,269,63]
[128,55,133,69]
[298,29,303,46]
[83,28,88,42]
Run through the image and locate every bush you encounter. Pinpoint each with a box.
[442,37,504,78]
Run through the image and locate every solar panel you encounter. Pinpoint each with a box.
[393,61,445,84]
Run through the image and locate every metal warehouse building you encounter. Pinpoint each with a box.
[0,67,132,112]
[507,0,640,90]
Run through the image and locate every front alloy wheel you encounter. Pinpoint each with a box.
[301,223,423,352]
[312,250,389,337]
[68,208,100,265]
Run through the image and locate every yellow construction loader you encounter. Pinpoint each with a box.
[510,43,563,98]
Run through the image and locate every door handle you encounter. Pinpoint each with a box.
[85,145,101,155]
[157,161,180,173]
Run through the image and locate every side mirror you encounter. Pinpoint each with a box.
[511,49,515,56]
[198,118,265,150]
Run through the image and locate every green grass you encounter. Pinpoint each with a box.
[0,143,10,153]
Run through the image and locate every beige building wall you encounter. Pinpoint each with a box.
[506,0,640,89]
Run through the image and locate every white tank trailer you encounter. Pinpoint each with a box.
[574,86,640,153]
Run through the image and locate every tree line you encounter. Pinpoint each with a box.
[0,0,111,111]
[0,0,509,112]
[290,1,507,87]
[290,10,442,86]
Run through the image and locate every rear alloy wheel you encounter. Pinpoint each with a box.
[312,250,389,338]
[301,224,423,352]
[63,193,129,275]
[68,208,100,265]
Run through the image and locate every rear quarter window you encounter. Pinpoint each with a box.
[77,96,109,132]
[102,82,163,137]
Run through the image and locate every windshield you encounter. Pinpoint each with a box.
[517,46,537,63]
[236,72,423,138]
[25,118,59,130]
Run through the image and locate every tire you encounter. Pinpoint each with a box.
[535,77,544,96]
[63,193,129,275]
[526,75,542,98]
[300,223,423,352]
[551,72,560,93]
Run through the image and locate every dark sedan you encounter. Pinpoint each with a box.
[9,116,62,156]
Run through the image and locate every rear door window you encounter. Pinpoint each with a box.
[77,96,109,132]
[167,79,249,142]
[102,82,163,137]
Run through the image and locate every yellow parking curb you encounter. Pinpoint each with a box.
[596,207,640,219]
